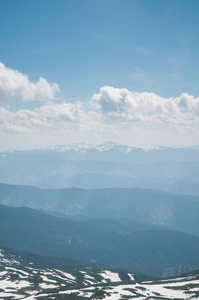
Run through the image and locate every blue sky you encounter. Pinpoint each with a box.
[0,0,199,150]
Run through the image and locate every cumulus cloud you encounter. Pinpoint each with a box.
[0,101,86,133]
[35,101,86,123]
[92,86,199,124]
[0,62,59,102]
[0,85,199,136]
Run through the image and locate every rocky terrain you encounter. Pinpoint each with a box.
[0,247,199,299]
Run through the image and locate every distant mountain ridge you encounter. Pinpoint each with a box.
[2,141,199,163]
[0,142,199,195]
[1,141,164,153]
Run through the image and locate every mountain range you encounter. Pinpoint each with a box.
[0,142,199,195]
[1,142,199,298]
[1,183,199,236]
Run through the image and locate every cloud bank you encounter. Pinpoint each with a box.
[0,62,59,102]
[92,86,199,124]
[0,75,198,149]
[0,86,199,135]
[0,101,86,133]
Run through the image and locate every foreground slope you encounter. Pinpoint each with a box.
[1,204,199,277]
[0,246,199,299]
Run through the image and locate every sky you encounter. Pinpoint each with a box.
[0,0,199,150]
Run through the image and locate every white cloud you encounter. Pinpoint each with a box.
[1,86,199,135]
[92,86,199,124]
[177,93,199,114]
[35,101,86,123]
[0,101,86,133]
[0,62,59,102]
[0,123,35,134]
[0,85,198,149]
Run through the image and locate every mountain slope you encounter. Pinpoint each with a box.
[1,183,199,236]
[1,204,199,277]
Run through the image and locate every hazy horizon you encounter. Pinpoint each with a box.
[1,140,199,152]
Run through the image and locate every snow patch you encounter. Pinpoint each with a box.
[99,271,121,282]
